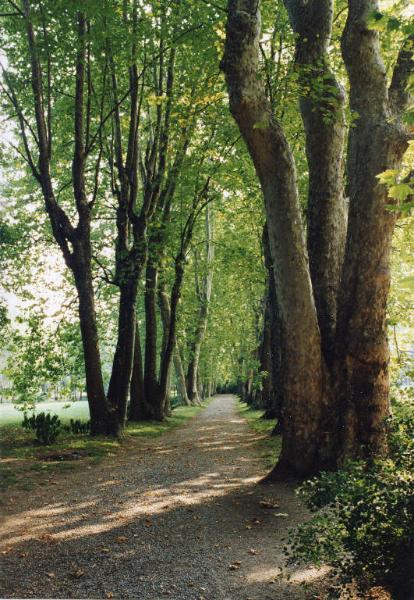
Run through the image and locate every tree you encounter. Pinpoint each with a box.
[222,0,413,478]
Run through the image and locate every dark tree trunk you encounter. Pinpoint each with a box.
[72,247,111,435]
[144,263,163,420]
[284,0,347,365]
[262,225,284,424]
[337,1,413,459]
[258,297,272,411]
[130,321,151,420]
[222,0,329,478]
[159,285,191,406]
[106,280,140,433]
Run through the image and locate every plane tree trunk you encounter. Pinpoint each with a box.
[222,0,330,478]
[284,0,347,365]
[336,2,413,459]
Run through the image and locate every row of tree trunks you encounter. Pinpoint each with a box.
[222,0,329,478]
[222,0,413,478]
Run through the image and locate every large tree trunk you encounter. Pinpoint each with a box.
[222,0,330,478]
[187,207,214,404]
[337,1,412,459]
[72,247,111,435]
[284,0,347,365]
[106,279,140,432]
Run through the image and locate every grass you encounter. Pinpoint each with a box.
[0,401,210,494]
[237,399,282,469]
[0,400,90,426]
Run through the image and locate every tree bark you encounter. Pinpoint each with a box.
[187,207,214,404]
[72,247,110,434]
[337,1,413,459]
[284,0,347,364]
[144,262,162,419]
[158,286,191,406]
[22,2,111,435]
[130,321,151,420]
[222,0,329,478]
[262,224,284,423]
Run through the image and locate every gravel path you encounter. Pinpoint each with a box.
[0,395,327,599]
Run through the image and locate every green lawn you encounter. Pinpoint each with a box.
[237,399,281,469]
[0,400,90,426]
[0,401,210,493]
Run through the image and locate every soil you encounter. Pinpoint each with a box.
[0,394,328,599]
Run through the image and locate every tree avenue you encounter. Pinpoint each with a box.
[0,0,413,482]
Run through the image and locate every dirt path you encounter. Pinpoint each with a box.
[0,395,326,599]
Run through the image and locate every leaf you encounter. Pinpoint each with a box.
[388,184,412,202]
[260,499,280,509]
[376,170,399,185]
[72,569,85,579]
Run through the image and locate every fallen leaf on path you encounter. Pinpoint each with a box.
[259,499,280,509]
[46,572,55,579]
[248,548,258,555]
[72,569,84,579]
[116,536,127,543]
[105,593,114,598]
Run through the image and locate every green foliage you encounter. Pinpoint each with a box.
[287,410,414,595]
[22,411,62,445]
[64,419,91,435]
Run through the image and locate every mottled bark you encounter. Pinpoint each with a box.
[222,0,329,478]
[337,0,413,458]
[284,0,347,364]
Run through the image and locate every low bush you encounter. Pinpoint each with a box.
[286,412,414,597]
[65,419,90,434]
[22,412,62,445]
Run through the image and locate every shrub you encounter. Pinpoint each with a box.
[286,413,414,597]
[66,418,90,434]
[22,412,61,445]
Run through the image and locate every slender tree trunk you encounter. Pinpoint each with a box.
[222,0,330,478]
[284,0,347,365]
[263,225,284,424]
[144,263,162,419]
[187,207,214,404]
[337,1,412,459]
[258,297,272,411]
[130,321,151,420]
[158,259,186,413]
[158,286,191,406]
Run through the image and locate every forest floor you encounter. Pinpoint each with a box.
[0,394,329,600]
